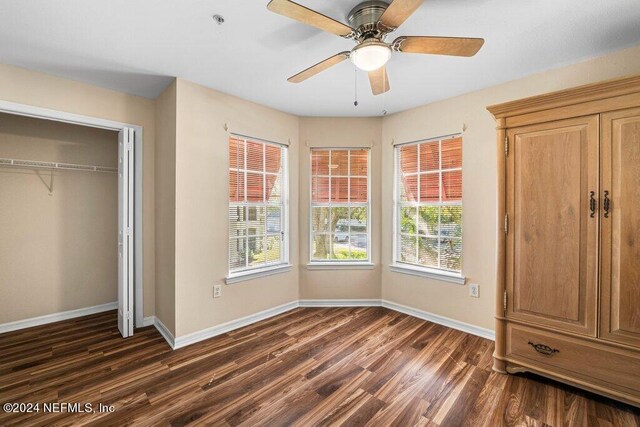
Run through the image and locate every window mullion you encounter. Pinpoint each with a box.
[438,138,442,269]
[244,139,249,269]
[262,144,266,204]
[281,148,285,263]
[328,149,332,259]
[417,143,421,204]
[262,145,266,267]
[263,229,267,266]
[347,150,351,259]
[396,150,400,264]
[243,138,247,205]
[416,143,421,264]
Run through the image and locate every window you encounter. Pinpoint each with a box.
[228,136,287,275]
[394,136,462,273]
[310,148,370,262]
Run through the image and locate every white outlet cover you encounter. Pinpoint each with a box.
[469,284,480,298]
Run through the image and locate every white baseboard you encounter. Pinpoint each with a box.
[0,302,117,334]
[0,299,493,349]
[167,301,300,350]
[152,316,176,349]
[381,299,495,341]
[142,316,155,327]
[147,299,493,350]
[299,299,382,307]
[298,299,493,340]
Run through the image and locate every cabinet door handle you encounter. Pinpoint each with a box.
[589,191,596,218]
[528,341,560,356]
[603,190,610,218]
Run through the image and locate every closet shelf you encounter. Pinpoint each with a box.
[0,157,117,173]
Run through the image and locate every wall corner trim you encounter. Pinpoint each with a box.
[0,302,117,334]
[142,316,155,327]
[153,316,176,349]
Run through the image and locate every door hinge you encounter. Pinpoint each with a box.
[126,227,132,236]
[504,213,508,235]
[127,311,132,320]
[503,290,508,316]
[504,136,509,157]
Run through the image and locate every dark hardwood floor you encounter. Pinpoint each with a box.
[0,307,638,426]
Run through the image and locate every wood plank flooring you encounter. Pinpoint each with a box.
[0,307,639,426]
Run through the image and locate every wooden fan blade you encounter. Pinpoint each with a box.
[369,67,390,95]
[288,52,350,83]
[394,36,485,57]
[267,0,354,37]
[378,0,424,30]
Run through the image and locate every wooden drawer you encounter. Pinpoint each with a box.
[506,323,640,395]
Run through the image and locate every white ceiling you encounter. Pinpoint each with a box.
[1,0,639,116]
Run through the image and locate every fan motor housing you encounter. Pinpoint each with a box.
[347,0,390,41]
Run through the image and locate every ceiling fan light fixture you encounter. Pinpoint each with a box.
[350,41,391,71]
[268,0,485,96]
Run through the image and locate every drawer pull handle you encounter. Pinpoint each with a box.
[528,341,560,356]
[603,190,610,218]
[589,191,596,218]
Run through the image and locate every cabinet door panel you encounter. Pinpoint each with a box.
[506,116,598,335]
[601,108,640,348]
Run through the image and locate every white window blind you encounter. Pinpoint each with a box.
[228,136,288,274]
[394,135,462,273]
[310,148,370,262]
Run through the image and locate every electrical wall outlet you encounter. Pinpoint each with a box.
[469,283,480,298]
[213,284,222,298]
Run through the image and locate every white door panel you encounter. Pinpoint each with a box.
[118,128,134,338]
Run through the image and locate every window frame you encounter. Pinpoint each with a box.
[226,134,290,282]
[308,147,372,266]
[392,135,465,283]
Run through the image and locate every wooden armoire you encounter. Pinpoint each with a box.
[488,75,640,407]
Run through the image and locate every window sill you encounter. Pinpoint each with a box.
[226,264,292,285]
[306,262,375,271]
[389,264,466,285]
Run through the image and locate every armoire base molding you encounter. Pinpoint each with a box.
[497,359,640,408]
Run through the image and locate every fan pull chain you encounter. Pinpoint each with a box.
[354,68,358,107]
[382,70,387,116]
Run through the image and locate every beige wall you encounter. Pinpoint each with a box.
[381,44,640,330]
[298,117,382,300]
[154,81,177,334]
[0,113,118,322]
[173,79,300,337]
[0,63,157,319]
[3,42,640,337]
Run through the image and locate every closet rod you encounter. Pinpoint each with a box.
[0,157,117,173]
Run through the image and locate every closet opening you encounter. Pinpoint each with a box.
[0,103,142,339]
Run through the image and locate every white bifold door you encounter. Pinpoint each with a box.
[118,128,134,338]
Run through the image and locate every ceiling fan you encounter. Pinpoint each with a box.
[267,0,484,95]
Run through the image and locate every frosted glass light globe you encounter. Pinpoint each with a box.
[350,41,391,71]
